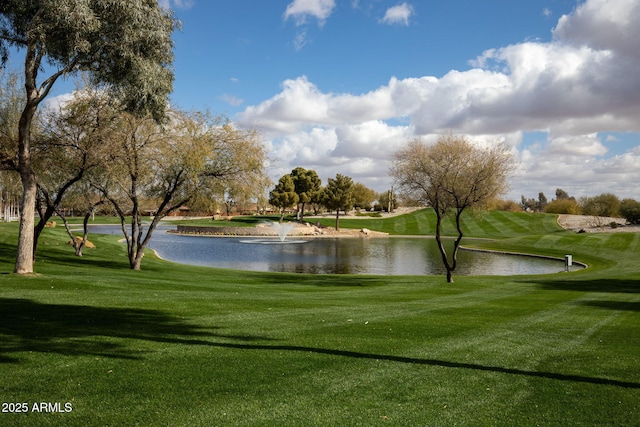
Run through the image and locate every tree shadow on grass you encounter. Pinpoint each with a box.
[3,298,637,390]
[204,342,640,389]
[577,300,640,312]
[0,298,271,363]
[528,278,640,294]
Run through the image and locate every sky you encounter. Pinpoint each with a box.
[62,0,640,201]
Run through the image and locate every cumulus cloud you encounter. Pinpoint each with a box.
[241,0,640,198]
[380,2,414,26]
[283,0,336,26]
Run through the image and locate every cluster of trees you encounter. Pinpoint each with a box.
[0,2,269,272]
[268,167,378,230]
[1,77,269,270]
[521,189,640,224]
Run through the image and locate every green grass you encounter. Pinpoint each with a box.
[1,210,639,426]
[311,209,563,238]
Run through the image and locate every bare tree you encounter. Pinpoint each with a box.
[391,134,515,283]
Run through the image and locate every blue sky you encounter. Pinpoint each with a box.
[170,1,573,113]
[55,0,640,200]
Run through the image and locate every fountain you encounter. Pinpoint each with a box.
[269,221,296,242]
[239,221,307,245]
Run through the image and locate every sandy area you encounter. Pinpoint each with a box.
[557,214,639,233]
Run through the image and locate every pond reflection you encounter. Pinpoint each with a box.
[88,225,579,276]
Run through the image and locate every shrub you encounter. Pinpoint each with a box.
[580,193,621,218]
[620,198,640,224]
[544,198,582,215]
[489,199,522,212]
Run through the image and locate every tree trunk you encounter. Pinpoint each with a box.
[15,171,37,273]
[299,202,306,221]
[334,210,340,230]
[33,204,56,261]
[14,102,38,274]
[131,252,143,270]
[434,211,455,283]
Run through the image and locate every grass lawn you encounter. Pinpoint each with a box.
[1,210,639,426]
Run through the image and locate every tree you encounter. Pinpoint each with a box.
[322,174,354,230]
[620,198,640,224]
[520,192,547,212]
[580,193,621,219]
[31,84,115,258]
[352,182,375,211]
[520,195,536,212]
[555,188,571,200]
[1,0,177,273]
[269,175,298,222]
[290,167,321,221]
[391,135,515,283]
[538,192,548,211]
[91,110,267,270]
[0,69,22,172]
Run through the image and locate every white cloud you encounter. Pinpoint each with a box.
[380,2,414,26]
[218,94,244,107]
[283,0,336,26]
[553,0,639,57]
[293,30,309,51]
[240,0,640,198]
[158,0,193,10]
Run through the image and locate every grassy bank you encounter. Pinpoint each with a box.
[0,210,639,426]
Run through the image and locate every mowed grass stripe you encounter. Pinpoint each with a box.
[1,211,639,426]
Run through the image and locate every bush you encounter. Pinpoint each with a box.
[544,198,582,215]
[488,199,522,212]
[620,198,640,224]
[580,193,621,218]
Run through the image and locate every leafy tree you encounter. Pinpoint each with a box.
[0,69,22,171]
[620,198,640,224]
[1,0,177,273]
[520,195,537,212]
[580,193,621,219]
[31,84,115,258]
[538,192,548,211]
[391,134,515,283]
[90,110,267,270]
[521,192,547,212]
[290,167,321,221]
[269,175,298,222]
[351,182,375,211]
[555,188,571,200]
[322,174,354,230]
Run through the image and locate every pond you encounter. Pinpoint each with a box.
[88,225,581,276]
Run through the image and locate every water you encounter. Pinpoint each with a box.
[87,225,580,276]
[266,221,297,242]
